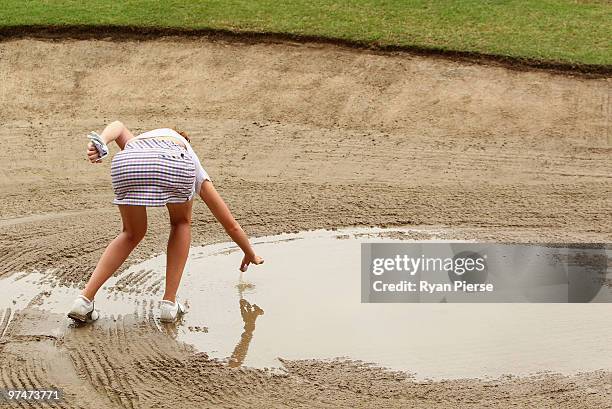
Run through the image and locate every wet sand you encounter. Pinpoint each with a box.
[3,228,611,382]
[0,37,611,407]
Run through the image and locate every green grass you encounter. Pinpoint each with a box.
[1,0,610,65]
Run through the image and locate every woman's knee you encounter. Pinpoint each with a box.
[170,215,191,228]
[122,226,147,245]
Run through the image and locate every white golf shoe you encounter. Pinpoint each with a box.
[67,295,99,323]
[159,300,186,322]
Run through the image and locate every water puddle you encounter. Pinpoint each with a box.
[1,227,611,380]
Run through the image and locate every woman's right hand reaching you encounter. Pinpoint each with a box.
[87,142,101,163]
[240,252,264,272]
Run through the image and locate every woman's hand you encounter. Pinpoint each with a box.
[240,253,264,272]
[87,142,101,163]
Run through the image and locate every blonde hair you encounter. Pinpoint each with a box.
[172,128,191,143]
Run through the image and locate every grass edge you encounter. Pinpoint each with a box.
[0,24,610,77]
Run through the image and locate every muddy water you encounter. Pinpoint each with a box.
[1,227,611,380]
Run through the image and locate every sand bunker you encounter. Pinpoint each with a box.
[0,35,610,407]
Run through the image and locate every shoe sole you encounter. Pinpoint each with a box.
[159,309,186,323]
[68,310,98,323]
[67,312,88,322]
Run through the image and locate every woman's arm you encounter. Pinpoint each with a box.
[199,181,264,272]
[86,120,134,162]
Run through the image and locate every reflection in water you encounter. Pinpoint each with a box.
[158,315,182,338]
[141,274,264,369]
[228,299,264,367]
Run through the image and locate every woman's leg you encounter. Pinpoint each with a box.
[82,205,147,300]
[163,200,193,302]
